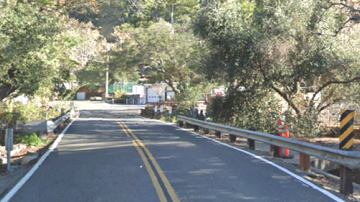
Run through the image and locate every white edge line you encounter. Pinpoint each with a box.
[1,119,76,202]
[150,119,345,202]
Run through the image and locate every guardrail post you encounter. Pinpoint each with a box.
[203,128,209,134]
[215,131,221,138]
[178,121,184,127]
[194,124,199,132]
[270,145,280,157]
[186,118,193,129]
[339,110,354,195]
[229,134,236,143]
[270,132,280,157]
[340,165,353,196]
[299,153,311,172]
[247,127,255,150]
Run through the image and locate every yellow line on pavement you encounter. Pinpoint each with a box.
[117,121,130,137]
[120,120,180,202]
[117,121,167,202]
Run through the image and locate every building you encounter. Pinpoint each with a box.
[145,83,175,103]
[75,86,104,100]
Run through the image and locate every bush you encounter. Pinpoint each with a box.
[0,101,26,129]
[18,133,48,147]
[14,99,68,121]
[114,90,128,103]
[207,87,281,135]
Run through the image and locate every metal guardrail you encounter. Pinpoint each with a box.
[178,116,360,169]
[47,112,71,133]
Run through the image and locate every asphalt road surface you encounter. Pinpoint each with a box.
[7,102,342,202]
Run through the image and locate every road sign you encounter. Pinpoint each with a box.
[340,110,354,150]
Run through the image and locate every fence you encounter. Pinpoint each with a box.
[319,103,360,127]
[108,82,138,94]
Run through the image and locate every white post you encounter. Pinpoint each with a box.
[105,67,109,98]
[154,106,158,118]
[169,106,172,122]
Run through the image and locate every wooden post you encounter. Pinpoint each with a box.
[340,165,353,196]
[270,145,280,157]
[248,127,256,150]
[247,139,255,150]
[299,153,311,172]
[194,125,199,132]
[229,134,236,143]
[215,131,221,138]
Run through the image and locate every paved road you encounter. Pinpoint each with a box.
[7,103,342,201]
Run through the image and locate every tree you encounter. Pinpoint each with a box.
[64,0,201,42]
[0,1,108,101]
[114,20,208,94]
[193,0,360,136]
[0,1,68,100]
[111,19,210,107]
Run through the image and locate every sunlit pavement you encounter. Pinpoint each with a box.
[8,102,344,202]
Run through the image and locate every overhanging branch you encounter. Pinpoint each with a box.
[311,76,360,104]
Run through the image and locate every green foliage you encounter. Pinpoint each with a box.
[171,115,178,124]
[208,88,280,134]
[0,100,25,128]
[17,100,65,122]
[114,90,127,103]
[160,116,168,122]
[18,133,48,147]
[75,68,106,88]
[0,1,107,101]
[193,0,360,137]
[0,98,70,129]
[0,1,67,100]
[112,19,210,108]
[64,0,200,42]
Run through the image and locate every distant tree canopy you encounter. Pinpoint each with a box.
[63,0,200,41]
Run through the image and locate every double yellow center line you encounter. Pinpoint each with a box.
[117,120,179,202]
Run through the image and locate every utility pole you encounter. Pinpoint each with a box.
[170,5,174,33]
[105,45,111,99]
[171,5,174,24]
